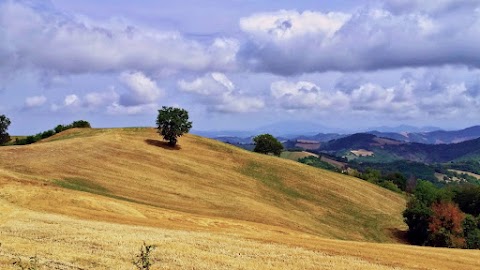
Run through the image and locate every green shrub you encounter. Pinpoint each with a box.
[71,120,91,128]
[403,197,433,245]
[25,136,36,144]
[464,214,480,249]
[40,130,55,139]
[54,125,65,133]
[379,180,402,193]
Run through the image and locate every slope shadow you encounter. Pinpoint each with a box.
[145,139,181,150]
[389,228,409,244]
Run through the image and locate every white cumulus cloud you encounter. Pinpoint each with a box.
[270,81,348,110]
[83,88,120,109]
[240,10,350,41]
[270,71,480,121]
[64,94,81,107]
[119,71,162,106]
[24,95,47,108]
[178,73,264,113]
[239,5,480,74]
[106,102,157,115]
[49,72,161,115]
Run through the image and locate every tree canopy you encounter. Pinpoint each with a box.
[0,114,11,145]
[403,180,480,249]
[156,106,192,146]
[253,134,283,156]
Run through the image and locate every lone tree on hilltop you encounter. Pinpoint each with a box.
[0,114,11,145]
[253,134,283,156]
[156,106,192,146]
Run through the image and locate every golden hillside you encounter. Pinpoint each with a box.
[0,128,479,269]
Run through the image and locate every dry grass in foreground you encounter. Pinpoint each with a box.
[0,128,479,269]
[1,199,479,270]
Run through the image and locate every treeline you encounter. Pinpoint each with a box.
[13,120,91,145]
[356,168,407,193]
[380,138,480,163]
[349,160,480,186]
[298,156,341,173]
[446,160,480,175]
[351,160,438,183]
[404,181,480,249]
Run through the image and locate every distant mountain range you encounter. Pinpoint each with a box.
[194,123,444,139]
[365,125,441,133]
[207,125,480,146]
[207,125,480,164]
[296,125,480,145]
[192,121,338,139]
[319,132,480,164]
[366,125,480,144]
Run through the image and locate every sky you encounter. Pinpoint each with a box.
[1,0,480,135]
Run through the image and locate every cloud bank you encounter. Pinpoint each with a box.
[239,5,480,74]
[269,70,480,120]
[0,0,238,76]
[2,0,480,78]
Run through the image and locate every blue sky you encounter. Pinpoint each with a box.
[1,0,480,134]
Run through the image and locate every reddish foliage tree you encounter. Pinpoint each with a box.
[428,201,465,248]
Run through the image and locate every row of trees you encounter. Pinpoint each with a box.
[404,181,480,248]
[13,120,91,145]
[0,114,91,146]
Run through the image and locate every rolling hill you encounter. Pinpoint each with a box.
[0,128,479,269]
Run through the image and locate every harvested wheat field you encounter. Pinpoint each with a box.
[0,128,479,269]
[280,151,318,161]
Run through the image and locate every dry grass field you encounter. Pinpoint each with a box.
[280,151,318,161]
[449,169,480,180]
[350,149,375,157]
[0,128,479,269]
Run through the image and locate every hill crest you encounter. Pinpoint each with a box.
[2,128,480,269]
[0,127,405,242]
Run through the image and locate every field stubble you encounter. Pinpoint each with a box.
[0,128,478,269]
